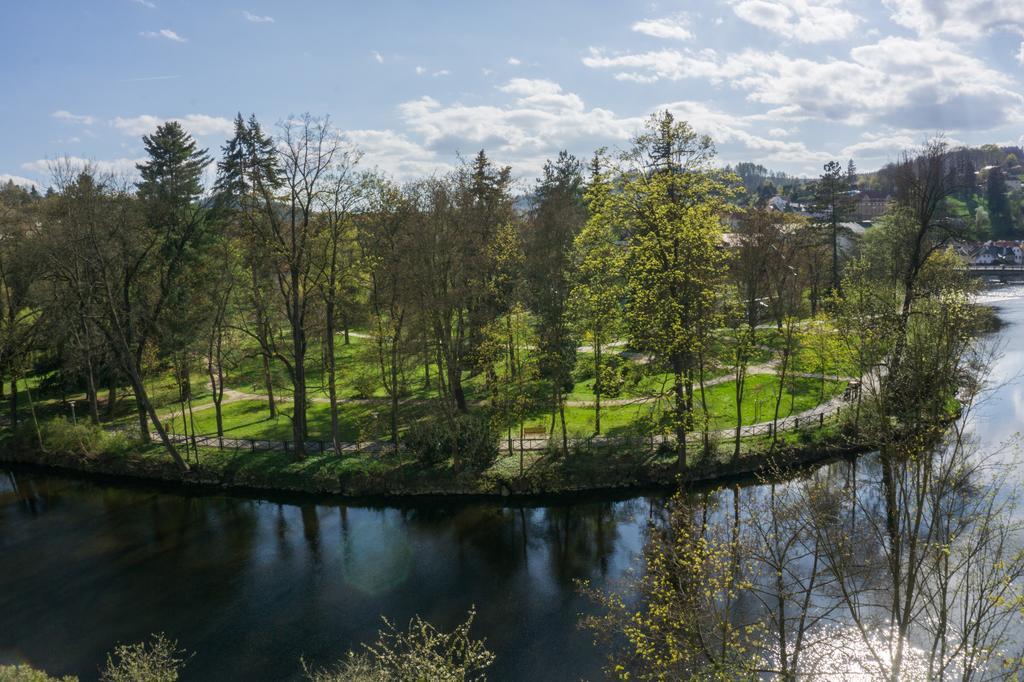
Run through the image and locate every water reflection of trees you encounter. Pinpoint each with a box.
[586,419,1024,680]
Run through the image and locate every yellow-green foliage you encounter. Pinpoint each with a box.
[0,666,77,682]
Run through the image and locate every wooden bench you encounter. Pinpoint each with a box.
[522,426,547,440]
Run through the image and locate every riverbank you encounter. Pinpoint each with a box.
[0,417,871,500]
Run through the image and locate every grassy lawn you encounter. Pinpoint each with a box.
[12,320,856,447]
[526,375,846,437]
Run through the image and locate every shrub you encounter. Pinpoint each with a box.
[403,415,498,470]
[100,633,188,682]
[13,418,131,458]
[303,608,494,682]
[0,666,77,682]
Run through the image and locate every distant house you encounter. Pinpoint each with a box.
[852,191,889,221]
[767,195,789,212]
[966,240,1024,265]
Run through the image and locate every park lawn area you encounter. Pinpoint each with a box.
[524,375,847,437]
[163,398,385,442]
[157,372,846,443]
[791,343,860,378]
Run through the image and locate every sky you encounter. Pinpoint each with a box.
[1,0,1023,190]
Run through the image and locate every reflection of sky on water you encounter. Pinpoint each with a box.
[964,287,1024,470]
[0,473,651,681]
[5,289,1024,680]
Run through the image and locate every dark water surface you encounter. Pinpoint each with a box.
[0,472,654,680]
[4,287,1024,681]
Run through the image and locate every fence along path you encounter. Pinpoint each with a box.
[155,385,854,456]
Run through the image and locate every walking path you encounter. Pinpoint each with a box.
[153,367,855,455]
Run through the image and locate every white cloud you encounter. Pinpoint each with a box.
[728,0,861,43]
[22,156,146,179]
[507,57,522,65]
[662,100,831,164]
[388,78,831,175]
[839,132,917,158]
[883,0,1024,38]
[1019,42,1024,65]
[243,11,274,23]
[112,114,234,137]
[433,69,452,77]
[130,0,156,8]
[415,66,426,75]
[344,129,451,179]
[140,29,187,42]
[0,174,42,190]
[52,110,95,125]
[632,16,693,41]
[372,51,384,64]
[584,36,1024,131]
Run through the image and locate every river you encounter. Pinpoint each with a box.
[3,288,1024,681]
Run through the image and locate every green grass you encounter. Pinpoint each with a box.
[13,319,857,446]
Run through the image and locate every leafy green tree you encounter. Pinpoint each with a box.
[524,151,586,451]
[482,303,538,473]
[100,633,188,682]
[216,114,343,457]
[0,187,43,428]
[214,113,280,418]
[569,151,624,435]
[316,151,363,452]
[42,122,212,471]
[884,139,966,411]
[416,153,515,414]
[581,493,762,680]
[812,160,854,296]
[986,166,1014,237]
[360,178,418,448]
[0,665,77,681]
[611,111,736,470]
[304,608,494,682]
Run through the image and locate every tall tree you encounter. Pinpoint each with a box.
[986,166,1014,237]
[217,114,341,458]
[214,114,280,419]
[418,153,514,414]
[43,122,212,471]
[812,160,854,296]
[613,111,735,471]
[315,144,362,453]
[360,178,417,448]
[524,151,586,450]
[885,138,965,411]
[570,152,624,435]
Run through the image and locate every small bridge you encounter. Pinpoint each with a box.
[966,264,1024,282]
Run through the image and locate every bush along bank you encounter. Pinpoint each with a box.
[0,412,881,499]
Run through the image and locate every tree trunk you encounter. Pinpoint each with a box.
[390,345,400,448]
[135,393,149,442]
[325,300,341,453]
[261,352,276,418]
[106,373,117,419]
[449,361,467,412]
[559,396,568,456]
[85,359,100,424]
[290,267,308,458]
[126,367,188,472]
[9,377,17,427]
[672,357,687,473]
[594,331,602,435]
